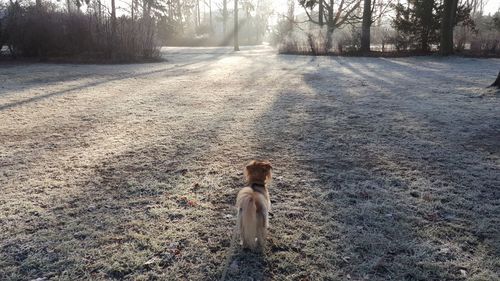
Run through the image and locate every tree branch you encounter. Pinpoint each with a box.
[304,7,321,25]
[336,0,361,27]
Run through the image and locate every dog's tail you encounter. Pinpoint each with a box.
[238,193,259,250]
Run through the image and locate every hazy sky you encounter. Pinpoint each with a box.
[70,0,500,18]
[484,1,500,15]
[272,0,500,15]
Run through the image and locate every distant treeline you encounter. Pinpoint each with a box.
[1,0,499,60]
[0,1,158,61]
[0,0,271,61]
[272,0,500,57]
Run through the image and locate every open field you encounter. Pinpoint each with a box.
[1,46,499,280]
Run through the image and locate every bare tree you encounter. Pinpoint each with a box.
[131,0,135,20]
[209,0,212,30]
[111,0,117,42]
[467,0,488,17]
[300,0,362,50]
[197,0,200,27]
[223,0,228,35]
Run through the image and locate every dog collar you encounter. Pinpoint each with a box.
[250,183,266,192]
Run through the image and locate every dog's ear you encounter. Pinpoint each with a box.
[244,160,256,181]
[262,162,272,171]
[245,160,257,171]
[262,161,272,182]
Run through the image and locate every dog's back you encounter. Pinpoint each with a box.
[236,160,272,251]
[237,187,269,250]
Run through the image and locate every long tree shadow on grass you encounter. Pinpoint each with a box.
[2,53,497,281]
[248,90,435,280]
[0,52,230,108]
[0,56,313,281]
[0,99,244,280]
[248,57,499,280]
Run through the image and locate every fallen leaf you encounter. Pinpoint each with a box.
[144,256,160,266]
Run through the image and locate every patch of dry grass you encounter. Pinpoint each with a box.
[0,47,499,280]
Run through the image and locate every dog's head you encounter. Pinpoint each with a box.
[244,160,272,184]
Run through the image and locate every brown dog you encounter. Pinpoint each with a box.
[236,160,272,251]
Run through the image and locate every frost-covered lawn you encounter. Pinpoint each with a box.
[0,46,499,280]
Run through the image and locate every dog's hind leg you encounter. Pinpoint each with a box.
[237,207,244,246]
[256,210,268,251]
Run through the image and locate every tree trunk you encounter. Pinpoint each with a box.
[197,0,200,27]
[326,24,334,51]
[234,0,239,51]
[131,0,134,21]
[177,3,183,33]
[209,0,212,31]
[35,0,43,57]
[328,0,333,23]
[318,0,324,26]
[285,0,294,39]
[360,0,371,53]
[111,0,117,58]
[111,0,117,27]
[440,0,458,55]
[97,0,102,31]
[325,0,334,50]
[223,0,227,36]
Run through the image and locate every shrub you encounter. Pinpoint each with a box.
[334,27,362,53]
[1,2,160,62]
